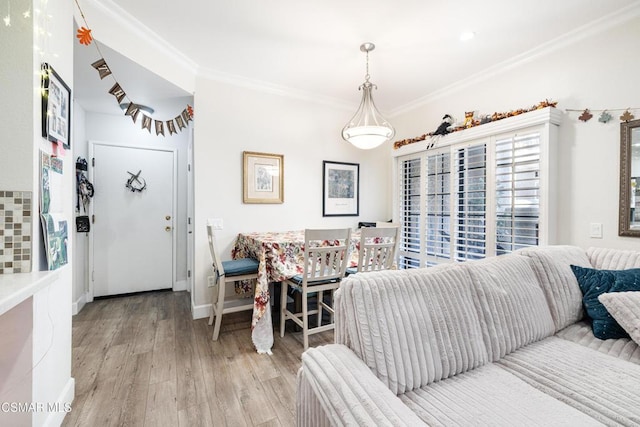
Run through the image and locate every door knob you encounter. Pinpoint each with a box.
[165,215,171,220]
[165,226,172,232]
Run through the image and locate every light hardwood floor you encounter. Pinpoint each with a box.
[62,290,333,427]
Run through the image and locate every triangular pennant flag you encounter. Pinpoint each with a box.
[187,104,194,120]
[108,83,126,104]
[124,102,140,123]
[155,120,165,136]
[91,59,112,79]
[141,115,152,133]
[167,120,177,135]
[175,115,185,130]
[181,109,190,125]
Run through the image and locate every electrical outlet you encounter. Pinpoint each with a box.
[589,223,603,239]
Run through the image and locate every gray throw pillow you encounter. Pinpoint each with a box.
[598,291,640,346]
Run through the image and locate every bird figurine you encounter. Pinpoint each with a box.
[426,114,454,149]
[432,114,453,136]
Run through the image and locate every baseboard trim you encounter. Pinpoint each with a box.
[191,303,211,320]
[43,377,75,427]
[71,293,88,315]
[174,279,187,292]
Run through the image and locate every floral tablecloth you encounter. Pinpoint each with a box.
[232,229,360,354]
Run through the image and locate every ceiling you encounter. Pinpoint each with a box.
[75,0,639,116]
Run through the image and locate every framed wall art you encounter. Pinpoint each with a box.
[323,160,359,216]
[243,151,284,204]
[41,63,72,149]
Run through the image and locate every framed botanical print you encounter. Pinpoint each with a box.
[41,63,72,149]
[243,151,284,204]
[323,160,359,216]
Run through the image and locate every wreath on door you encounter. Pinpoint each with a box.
[126,170,147,192]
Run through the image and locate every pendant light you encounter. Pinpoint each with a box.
[342,42,395,150]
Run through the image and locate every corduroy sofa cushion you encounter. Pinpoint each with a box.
[587,247,640,270]
[516,245,591,331]
[335,267,488,395]
[463,254,555,361]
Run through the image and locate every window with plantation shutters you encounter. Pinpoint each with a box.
[398,157,422,269]
[394,107,560,269]
[454,144,487,261]
[425,151,451,265]
[495,132,541,254]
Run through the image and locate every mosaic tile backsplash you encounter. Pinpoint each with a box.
[0,191,32,274]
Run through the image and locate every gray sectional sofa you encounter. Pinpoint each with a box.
[296,246,640,426]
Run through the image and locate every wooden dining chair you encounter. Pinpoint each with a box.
[207,224,259,341]
[280,228,352,350]
[347,224,400,274]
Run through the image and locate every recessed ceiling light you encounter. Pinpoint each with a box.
[460,31,475,42]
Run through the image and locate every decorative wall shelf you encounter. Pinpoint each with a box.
[393,107,563,158]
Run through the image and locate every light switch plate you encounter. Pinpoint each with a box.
[589,223,603,239]
[208,218,224,230]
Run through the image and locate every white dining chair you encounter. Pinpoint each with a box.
[347,224,400,274]
[279,228,351,350]
[207,224,259,341]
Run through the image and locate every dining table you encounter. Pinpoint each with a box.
[231,229,361,354]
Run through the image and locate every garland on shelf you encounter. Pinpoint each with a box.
[393,99,558,150]
[393,100,640,151]
[74,0,193,137]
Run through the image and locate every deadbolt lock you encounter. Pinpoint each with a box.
[165,215,171,220]
[165,226,172,232]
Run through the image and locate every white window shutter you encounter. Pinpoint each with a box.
[495,132,541,253]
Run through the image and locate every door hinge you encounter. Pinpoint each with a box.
[188,217,191,225]
[188,270,191,278]
[92,157,95,167]
[91,270,94,282]
[92,214,95,224]
[188,164,191,172]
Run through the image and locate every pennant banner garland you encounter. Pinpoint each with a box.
[91,58,112,79]
[75,0,193,137]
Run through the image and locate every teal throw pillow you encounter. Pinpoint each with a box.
[570,265,640,340]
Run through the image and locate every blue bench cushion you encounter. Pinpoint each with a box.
[222,258,259,277]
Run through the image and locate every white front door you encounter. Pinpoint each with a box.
[90,143,176,297]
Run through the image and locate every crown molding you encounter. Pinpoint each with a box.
[85,0,199,74]
[197,67,355,111]
[390,2,640,117]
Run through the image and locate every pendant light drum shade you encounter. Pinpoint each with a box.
[342,43,395,150]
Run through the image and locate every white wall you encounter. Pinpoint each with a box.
[392,14,640,251]
[0,0,32,191]
[192,79,392,313]
[33,0,76,421]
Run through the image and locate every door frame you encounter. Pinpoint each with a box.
[87,140,178,302]
[187,128,195,299]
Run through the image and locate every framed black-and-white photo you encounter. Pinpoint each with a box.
[243,151,284,204]
[41,63,71,149]
[323,160,359,216]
